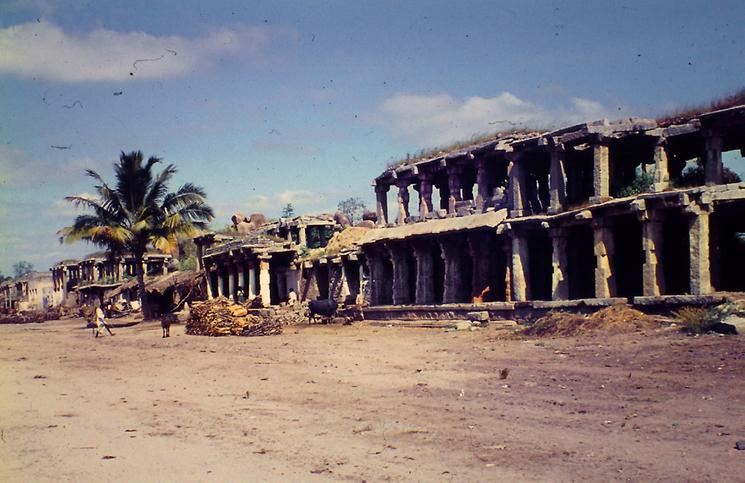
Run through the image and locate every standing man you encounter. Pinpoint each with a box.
[94,301,114,337]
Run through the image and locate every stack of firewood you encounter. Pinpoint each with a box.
[187,297,282,337]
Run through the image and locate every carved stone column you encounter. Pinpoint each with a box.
[467,232,490,301]
[439,237,463,303]
[549,227,569,300]
[395,180,410,225]
[258,256,271,306]
[388,242,412,304]
[216,263,226,298]
[365,249,385,306]
[652,139,670,192]
[227,262,236,300]
[703,130,723,185]
[548,145,567,214]
[375,183,390,226]
[510,230,529,301]
[591,139,610,202]
[592,219,616,298]
[507,153,524,217]
[237,258,247,296]
[475,158,490,212]
[447,165,463,203]
[247,261,257,298]
[412,240,435,305]
[418,173,433,217]
[639,211,666,296]
[687,202,712,295]
[298,224,307,246]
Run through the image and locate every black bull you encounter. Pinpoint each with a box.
[308,299,338,323]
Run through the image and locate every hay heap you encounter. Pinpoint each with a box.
[186,297,282,337]
[521,304,658,337]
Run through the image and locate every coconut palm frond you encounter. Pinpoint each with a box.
[161,183,209,213]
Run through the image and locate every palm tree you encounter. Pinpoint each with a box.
[60,151,214,319]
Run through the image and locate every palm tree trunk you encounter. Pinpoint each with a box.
[134,252,151,320]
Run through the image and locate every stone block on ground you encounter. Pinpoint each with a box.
[467,311,489,323]
[722,315,745,335]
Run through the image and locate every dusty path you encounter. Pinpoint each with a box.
[0,318,744,481]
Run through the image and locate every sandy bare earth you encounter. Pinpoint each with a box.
[0,318,744,482]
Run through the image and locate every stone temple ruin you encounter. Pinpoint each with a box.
[195,104,745,323]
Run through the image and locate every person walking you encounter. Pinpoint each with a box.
[94,302,114,337]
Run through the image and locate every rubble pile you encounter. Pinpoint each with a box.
[521,304,659,337]
[273,307,307,326]
[0,311,48,324]
[187,297,282,337]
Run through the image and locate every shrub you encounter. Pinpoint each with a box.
[674,304,735,334]
[615,171,654,197]
[178,256,196,271]
[672,164,741,188]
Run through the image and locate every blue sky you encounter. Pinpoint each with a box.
[1,0,744,275]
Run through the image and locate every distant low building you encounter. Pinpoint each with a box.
[50,252,172,307]
[0,272,54,311]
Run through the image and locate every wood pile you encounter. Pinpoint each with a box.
[186,297,282,337]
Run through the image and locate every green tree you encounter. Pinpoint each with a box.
[60,151,214,319]
[281,203,295,218]
[13,261,34,278]
[337,197,367,224]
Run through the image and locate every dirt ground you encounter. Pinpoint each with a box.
[1,318,744,482]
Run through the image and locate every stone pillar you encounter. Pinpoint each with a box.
[387,243,412,305]
[548,145,567,214]
[227,263,237,300]
[688,204,712,295]
[703,131,723,185]
[475,158,490,212]
[216,265,225,298]
[447,165,463,204]
[510,230,530,301]
[593,220,616,298]
[418,174,433,217]
[467,232,490,301]
[205,263,215,299]
[507,154,524,217]
[549,227,569,300]
[591,140,610,202]
[258,256,271,306]
[238,261,247,296]
[395,181,410,225]
[248,261,257,298]
[439,237,463,304]
[640,212,666,296]
[338,259,352,302]
[412,240,435,305]
[375,183,390,226]
[298,225,307,246]
[366,250,385,306]
[196,244,204,271]
[652,140,670,192]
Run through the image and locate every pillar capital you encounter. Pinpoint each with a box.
[374,182,390,194]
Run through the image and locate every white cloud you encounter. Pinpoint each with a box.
[210,189,330,226]
[0,21,292,82]
[242,189,327,213]
[44,193,97,218]
[379,92,612,146]
[0,146,106,186]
